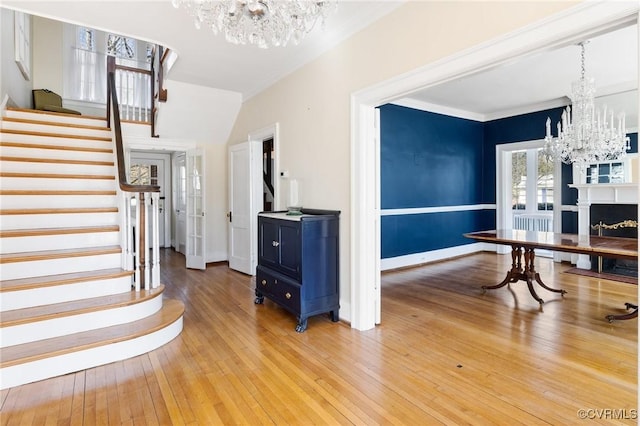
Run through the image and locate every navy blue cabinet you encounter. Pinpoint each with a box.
[255,209,340,332]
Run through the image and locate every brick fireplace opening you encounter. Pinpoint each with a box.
[590,204,638,277]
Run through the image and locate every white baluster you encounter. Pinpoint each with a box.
[144,193,152,287]
[151,192,160,288]
[133,192,141,291]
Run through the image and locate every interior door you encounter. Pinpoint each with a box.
[228,141,262,275]
[186,148,206,270]
[174,153,186,254]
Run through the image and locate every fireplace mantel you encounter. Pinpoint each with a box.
[569,183,638,204]
[568,182,638,269]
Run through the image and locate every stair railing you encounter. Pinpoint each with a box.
[106,56,153,127]
[107,70,161,291]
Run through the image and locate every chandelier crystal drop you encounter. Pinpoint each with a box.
[544,41,630,171]
[172,0,337,48]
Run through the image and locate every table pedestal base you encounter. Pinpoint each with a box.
[482,245,567,305]
[606,303,638,323]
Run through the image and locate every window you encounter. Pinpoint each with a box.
[130,164,158,186]
[77,27,94,51]
[511,148,554,212]
[587,162,624,184]
[65,26,104,103]
[107,34,135,59]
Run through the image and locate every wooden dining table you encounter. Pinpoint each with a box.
[464,229,638,321]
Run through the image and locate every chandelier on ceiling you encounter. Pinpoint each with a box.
[544,41,630,171]
[172,0,337,49]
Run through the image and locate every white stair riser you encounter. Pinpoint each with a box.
[0,160,115,176]
[0,195,118,210]
[4,110,108,128]
[0,177,116,191]
[1,122,111,139]
[0,275,132,311]
[0,318,182,390]
[0,231,120,254]
[0,252,122,281]
[0,146,113,162]
[0,212,120,230]
[1,294,162,347]
[0,132,112,150]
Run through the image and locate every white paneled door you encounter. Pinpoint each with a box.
[186,148,206,270]
[228,141,263,275]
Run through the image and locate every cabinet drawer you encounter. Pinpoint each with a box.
[256,267,301,312]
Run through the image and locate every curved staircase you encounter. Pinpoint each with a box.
[0,107,184,390]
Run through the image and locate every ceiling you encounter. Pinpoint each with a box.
[3,1,638,128]
[396,23,639,128]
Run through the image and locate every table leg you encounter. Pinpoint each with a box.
[482,246,522,292]
[526,248,567,296]
[482,246,566,306]
[523,248,544,305]
[606,303,638,323]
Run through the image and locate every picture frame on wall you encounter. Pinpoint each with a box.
[14,11,31,81]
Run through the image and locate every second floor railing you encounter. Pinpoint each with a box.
[107,55,152,124]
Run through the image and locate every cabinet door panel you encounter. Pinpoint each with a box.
[259,219,279,267]
[278,222,300,279]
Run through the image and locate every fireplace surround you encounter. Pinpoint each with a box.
[568,183,638,273]
[589,204,637,277]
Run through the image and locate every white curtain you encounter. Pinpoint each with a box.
[65,47,107,104]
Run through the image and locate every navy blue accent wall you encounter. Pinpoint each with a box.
[380,104,485,208]
[381,210,494,258]
[628,132,638,154]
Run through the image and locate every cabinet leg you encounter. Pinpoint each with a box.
[330,310,339,322]
[254,289,264,305]
[295,318,308,333]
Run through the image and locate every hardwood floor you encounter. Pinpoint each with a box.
[1,249,637,425]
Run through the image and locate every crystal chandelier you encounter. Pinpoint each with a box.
[172,0,337,49]
[544,41,630,171]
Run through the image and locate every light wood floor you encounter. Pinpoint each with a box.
[1,249,637,425]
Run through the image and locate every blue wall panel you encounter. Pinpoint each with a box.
[379,104,485,208]
[381,210,495,258]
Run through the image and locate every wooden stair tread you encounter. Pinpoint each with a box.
[0,129,111,142]
[0,141,112,153]
[0,207,118,215]
[6,107,107,122]
[0,156,114,166]
[0,172,115,180]
[0,189,117,196]
[0,245,121,264]
[1,116,110,131]
[0,268,132,292]
[1,285,164,327]
[0,298,184,368]
[0,225,119,238]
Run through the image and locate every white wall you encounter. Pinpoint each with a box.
[32,15,62,95]
[226,1,577,322]
[1,8,33,108]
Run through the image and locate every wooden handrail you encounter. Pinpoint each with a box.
[107,71,160,194]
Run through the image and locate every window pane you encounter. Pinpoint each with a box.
[107,34,136,59]
[537,149,553,211]
[512,151,526,210]
[77,27,94,51]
